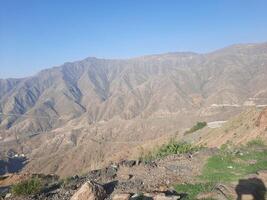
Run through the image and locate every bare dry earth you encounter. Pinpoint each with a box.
[0,148,216,200]
[182,107,267,147]
[107,107,267,172]
[1,107,267,200]
[1,42,267,176]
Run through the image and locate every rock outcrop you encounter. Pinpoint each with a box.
[70,181,106,200]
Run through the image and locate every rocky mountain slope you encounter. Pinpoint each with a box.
[182,107,267,146]
[0,42,267,176]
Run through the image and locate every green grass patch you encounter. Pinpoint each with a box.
[200,141,267,182]
[173,139,266,199]
[60,176,73,187]
[139,140,201,163]
[247,137,266,147]
[175,182,215,200]
[11,178,43,196]
[185,121,207,134]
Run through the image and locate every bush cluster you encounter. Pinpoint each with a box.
[140,139,201,162]
[185,121,207,134]
[11,178,43,196]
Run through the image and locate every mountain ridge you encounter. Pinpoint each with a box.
[0,42,267,176]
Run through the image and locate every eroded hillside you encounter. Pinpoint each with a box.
[1,42,267,176]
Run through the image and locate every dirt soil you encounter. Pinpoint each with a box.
[0,148,217,200]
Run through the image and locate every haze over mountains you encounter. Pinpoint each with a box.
[1,42,267,176]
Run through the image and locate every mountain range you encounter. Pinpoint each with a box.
[0,42,267,176]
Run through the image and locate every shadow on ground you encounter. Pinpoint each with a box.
[0,157,28,175]
[235,178,266,200]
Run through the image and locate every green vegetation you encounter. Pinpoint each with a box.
[247,137,266,147]
[175,182,215,200]
[11,178,43,196]
[59,176,72,188]
[185,121,207,134]
[139,139,201,162]
[174,138,267,199]
[200,139,267,182]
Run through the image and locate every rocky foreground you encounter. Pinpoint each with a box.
[1,147,267,200]
[1,148,215,200]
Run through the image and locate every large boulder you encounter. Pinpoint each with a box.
[70,181,106,200]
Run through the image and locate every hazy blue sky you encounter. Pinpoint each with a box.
[0,0,267,78]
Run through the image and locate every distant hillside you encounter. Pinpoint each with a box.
[0,42,267,176]
[182,107,267,147]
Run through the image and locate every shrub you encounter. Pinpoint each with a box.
[60,176,76,188]
[11,178,43,196]
[175,182,215,200]
[156,140,199,157]
[247,138,265,147]
[139,139,201,162]
[185,121,207,134]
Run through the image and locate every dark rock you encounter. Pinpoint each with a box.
[121,160,136,168]
[106,166,118,179]
[117,179,144,192]
[0,186,10,198]
[86,169,102,181]
[42,182,61,194]
[103,180,119,195]
[145,161,157,168]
